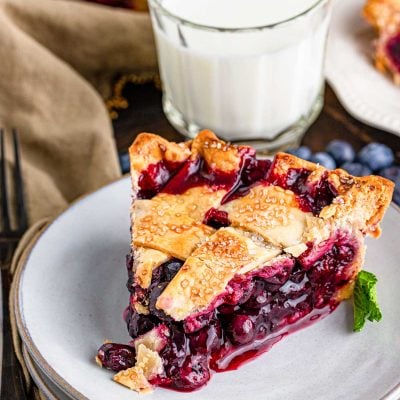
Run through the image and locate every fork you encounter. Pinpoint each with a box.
[0,129,29,399]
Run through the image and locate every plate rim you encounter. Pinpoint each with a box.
[13,177,400,400]
[22,344,62,400]
[326,71,400,136]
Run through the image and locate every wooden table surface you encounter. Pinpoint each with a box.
[113,82,400,163]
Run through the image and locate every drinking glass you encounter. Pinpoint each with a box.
[148,0,332,152]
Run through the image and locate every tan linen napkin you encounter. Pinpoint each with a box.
[1,0,157,397]
[0,0,157,225]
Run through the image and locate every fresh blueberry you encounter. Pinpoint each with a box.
[227,314,255,345]
[310,152,336,170]
[357,143,395,171]
[97,343,136,372]
[326,140,355,165]
[394,186,400,206]
[378,166,400,183]
[286,146,312,160]
[341,162,372,177]
[119,152,130,174]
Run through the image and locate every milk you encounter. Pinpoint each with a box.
[150,0,331,141]
[161,0,321,28]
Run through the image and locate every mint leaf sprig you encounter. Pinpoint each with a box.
[353,270,382,332]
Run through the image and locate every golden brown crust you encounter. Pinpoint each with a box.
[129,138,394,239]
[220,185,312,247]
[363,0,400,31]
[190,129,247,172]
[129,129,247,180]
[156,228,281,320]
[133,210,214,260]
[322,172,394,237]
[131,188,221,260]
[272,153,394,237]
[129,133,190,175]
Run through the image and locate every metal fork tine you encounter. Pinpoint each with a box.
[0,129,11,232]
[12,129,28,232]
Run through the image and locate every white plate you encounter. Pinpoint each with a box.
[15,177,400,400]
[326,0,400,135]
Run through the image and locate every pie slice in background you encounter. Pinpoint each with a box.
[364,0,400,84]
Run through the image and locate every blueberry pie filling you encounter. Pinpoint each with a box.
[96,130,393,393]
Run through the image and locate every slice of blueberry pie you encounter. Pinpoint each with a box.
[96,130,394,393]
[364,0,400,84]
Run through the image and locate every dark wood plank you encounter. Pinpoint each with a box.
[112,81,181,149]
[113,82,400,164]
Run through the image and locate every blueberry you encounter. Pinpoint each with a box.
[148,281,172,322]
[159,260,183,282]
[341,162,372,177]
[119,152,130,174]
[189,320,221,353]
[97,343,136,372]
[378,166,400,183]
[326,140,355,165]
[172,355,210,390]
[357,143,394,171]
[127,308,156,337]
[226,314,255,345]
[243,281,270,309]
[310,152,336,170]
[287,146,312,160]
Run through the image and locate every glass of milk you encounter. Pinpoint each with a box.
[148,0,332,152]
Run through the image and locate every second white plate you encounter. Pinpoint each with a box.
[22,345,70,400]
[326,0,400,135]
